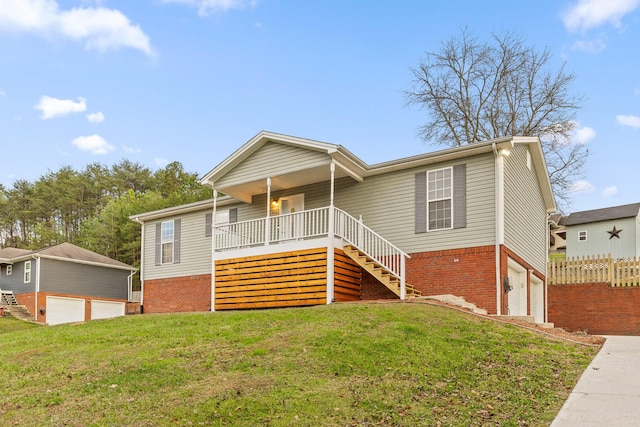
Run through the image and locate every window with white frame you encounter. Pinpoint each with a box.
[578,230,587,241]
[24,261,31,283]
[161,221,174,264]
[6,265,12,275]
[427,167,453,230]
[215,210,230,225]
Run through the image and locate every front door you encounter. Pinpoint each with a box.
[279,194,305,240]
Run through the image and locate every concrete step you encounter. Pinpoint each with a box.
[6,305,36,323]
[422,294,489,315]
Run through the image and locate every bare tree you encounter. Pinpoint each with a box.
[405,29,587,209]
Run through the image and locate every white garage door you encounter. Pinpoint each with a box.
[46,296,85,325]
[91,300,125,320]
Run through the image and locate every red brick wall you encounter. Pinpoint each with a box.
[549,283,640,335]
[407,245,498,314]
[361,270,398,300]
[143,274,211,313]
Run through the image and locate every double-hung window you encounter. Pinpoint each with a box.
[24,261,31,283]
[427,167,453,231]
[161,221,174,264]
[6,265,12,276]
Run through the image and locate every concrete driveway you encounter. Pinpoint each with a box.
[551,336,640,426]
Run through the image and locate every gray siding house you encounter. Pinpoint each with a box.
[0,243,137,325]
[131,131,555,322]
[564,203,640,259]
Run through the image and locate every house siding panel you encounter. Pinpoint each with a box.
[216,142,331,189]
[39,259,129,300]
[565,217,637,259]
[0,260,37,294]
[333,153,496,254]
[503,145,548,273]
[144,209,214,280]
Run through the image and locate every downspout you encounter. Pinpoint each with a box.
[34,256,40,322]
[545,214,551,323]
[492,143,505,315]
[211,190,218,312]
[132,216,145,308]
[127,270,136,302]
[327,162,336,304]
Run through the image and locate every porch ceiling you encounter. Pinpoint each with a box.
[218,164,356,203]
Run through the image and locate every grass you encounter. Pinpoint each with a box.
[0,303,597,426]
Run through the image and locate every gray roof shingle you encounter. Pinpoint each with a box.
[564,203,640,226]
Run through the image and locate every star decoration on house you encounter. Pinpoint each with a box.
[607,226,622,240]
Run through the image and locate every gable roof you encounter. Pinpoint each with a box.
[564,203,640,226]
[2,242,136,271]
[199,131,556,212]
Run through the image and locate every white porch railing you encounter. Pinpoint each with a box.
[214,206,410,282]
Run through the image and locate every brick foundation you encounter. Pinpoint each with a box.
[361,270,398,300]
[407,245,498,314]
[143,274,212,313]
[549,283,640,335]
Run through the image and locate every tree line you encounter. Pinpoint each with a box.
[0,159,211,272]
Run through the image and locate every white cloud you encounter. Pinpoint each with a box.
[86,111,104,123]
[572,124,597,144]
[616,114,640,128]
[35,96,86,119]
[154,157,169,167]
[72,134,114,155]
[0,0,154,56]
[603,186,619,196]
[122,145,141,153]
[162,0,257,16]
[563,0,640,32]
[570,180,596,193]
[572,38,607,52]
[0,90,6,96]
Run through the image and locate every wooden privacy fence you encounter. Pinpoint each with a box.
[548,255,640,287]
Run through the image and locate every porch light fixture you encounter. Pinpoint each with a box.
[271,199,279,207]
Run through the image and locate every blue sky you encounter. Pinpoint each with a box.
[0,0,638,213]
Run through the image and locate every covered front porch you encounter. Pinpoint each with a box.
[201,132,419,311]
[212,205,420,310]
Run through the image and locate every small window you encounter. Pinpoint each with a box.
[578,231,587,241]
[24,261,31,283]
[215,211,230,225]
[161,221,174,264]
[6,265,12,275]
[427,167,453,231]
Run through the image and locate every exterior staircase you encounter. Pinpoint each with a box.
[343,245,422,298]
[1,290,36,322]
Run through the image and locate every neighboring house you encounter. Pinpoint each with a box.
[563,203,640,259]
[548,213,567,255]
[131,131,556,323]
[0,242,137,325]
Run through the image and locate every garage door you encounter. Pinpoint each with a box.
[91,300,125,320]
[46,296,85,325]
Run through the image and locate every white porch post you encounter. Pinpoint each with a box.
[211,190,218,312]
[265,177,271,246]
[327,162,336,304]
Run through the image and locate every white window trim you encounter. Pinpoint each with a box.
[161,220,174,264]
[6,265,12,276]
[24,260,31,283]
[578,230,587,241]
[427,166,453,231]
